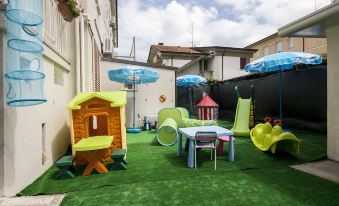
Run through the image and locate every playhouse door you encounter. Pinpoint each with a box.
[88,115,109,136]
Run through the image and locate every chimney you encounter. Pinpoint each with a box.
[158,43,164,46]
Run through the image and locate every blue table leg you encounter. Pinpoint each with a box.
[228,135,234,162]
[187,139,195,168]
[177,133,182,156]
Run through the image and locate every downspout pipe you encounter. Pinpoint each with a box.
[75,18,81,94]
[80,15,85,92]
[221,52,225,80]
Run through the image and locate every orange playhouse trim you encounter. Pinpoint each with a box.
[67,92,127,165]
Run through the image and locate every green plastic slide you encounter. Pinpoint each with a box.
[231,98,251,137]
[157,118,178,146]
[250,122,300,154]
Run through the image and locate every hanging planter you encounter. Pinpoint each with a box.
[57,0,81,22]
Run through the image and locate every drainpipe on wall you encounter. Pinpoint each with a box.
[75,18,81,94]
[221,52,225,80]
[80,15,86,92]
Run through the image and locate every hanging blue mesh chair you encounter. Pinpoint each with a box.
[5,0,46,107]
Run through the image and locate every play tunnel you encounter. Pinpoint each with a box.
[5,0,46,107]
[156,118,178,146]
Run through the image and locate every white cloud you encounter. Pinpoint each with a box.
[116,0,331,62]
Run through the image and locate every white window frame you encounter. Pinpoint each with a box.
[264,47,269,56]
[276,41,283,52]
[288,37,294,48]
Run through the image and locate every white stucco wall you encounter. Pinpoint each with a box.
[162,58,191,67]
[100,61,176,128]
[222,56,248,80]
[326,24,339,161]
[177,56,248,81]
[3,37,76,196]
[177,61,200,77]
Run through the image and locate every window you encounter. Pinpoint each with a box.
[54,65,64,86]
[288,37,294,48]
[240,58,248,70]
[122,83,134,90]
[264,47,269,56]
[276,41,283,52]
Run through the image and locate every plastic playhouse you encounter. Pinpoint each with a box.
[67,91,127,165]
[196,94,219,120]
[156,107,219,146]
[250,117,300,154]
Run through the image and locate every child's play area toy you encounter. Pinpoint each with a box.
[196,94,219,120]
[231,98,252,137]
[67,91,127,165]
[250,117,300,154]
[156,107,219,146]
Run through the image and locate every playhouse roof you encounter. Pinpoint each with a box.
[67,91,127,110]
[196,95,219,107]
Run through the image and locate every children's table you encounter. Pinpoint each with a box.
[73,135,113,176]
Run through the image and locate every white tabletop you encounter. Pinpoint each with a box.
[178,126,234,139]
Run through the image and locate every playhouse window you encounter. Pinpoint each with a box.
[87,103,106,109]
[92,115,97,129]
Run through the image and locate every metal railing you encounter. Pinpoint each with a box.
[43,0,71,61]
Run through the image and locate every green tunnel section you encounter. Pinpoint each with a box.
[157,107,219,146]
[157,118,178,146]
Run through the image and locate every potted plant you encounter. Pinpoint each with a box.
[57,0,82,22]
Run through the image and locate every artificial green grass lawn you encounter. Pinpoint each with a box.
[20,121,339,205]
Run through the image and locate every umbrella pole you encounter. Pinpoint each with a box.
[189,87,192,115]
[279,68,283,122]
[133,83,136,128]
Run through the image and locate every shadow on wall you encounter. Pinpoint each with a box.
[3,107,17,188]
[51,122,71,162]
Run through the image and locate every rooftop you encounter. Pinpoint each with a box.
[152,43,203,54]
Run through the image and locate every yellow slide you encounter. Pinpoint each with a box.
[231,98,251,137]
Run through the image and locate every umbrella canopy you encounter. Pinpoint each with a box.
[108,65,159,133]
[176,75,206,87]
[244,51,322,123]
[245,52,322,73]
[108,66,159,84]
[176,75,207,115]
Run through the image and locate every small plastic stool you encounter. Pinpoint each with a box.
[110,149,127,170]
[217,136,235,156]
[143,121,152,131]
[54,155,76,180]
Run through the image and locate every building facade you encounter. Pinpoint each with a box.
[100,58,177,128]
[147,44,257,81]
[246,32,327,61]
[0,0,118,196]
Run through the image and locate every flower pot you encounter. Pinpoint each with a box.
[57,0,75,22]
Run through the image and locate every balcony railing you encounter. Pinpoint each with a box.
[43,0,71,61]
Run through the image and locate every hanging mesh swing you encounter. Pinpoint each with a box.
[5,0,46,107]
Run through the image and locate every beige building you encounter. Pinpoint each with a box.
[0,0,118,197]
[246,32,327,61]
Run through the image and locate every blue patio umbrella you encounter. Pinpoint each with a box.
[245,52,322,122]
[108,66,159,133]
[176,75,207,114]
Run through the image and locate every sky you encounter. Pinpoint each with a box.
[115,0,332,62]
